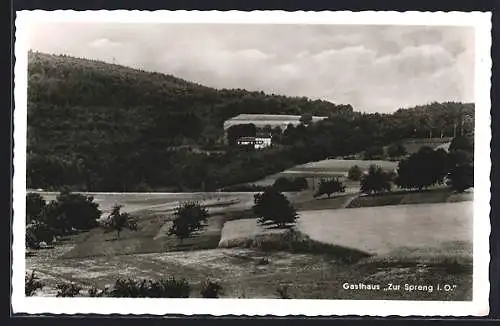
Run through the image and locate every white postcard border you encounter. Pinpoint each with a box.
[12,10,492,316]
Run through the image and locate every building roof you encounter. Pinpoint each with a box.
[223,114,328,130]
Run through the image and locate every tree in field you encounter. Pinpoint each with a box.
[26,220,55,249]
[449,135,474,154]
[387,143,407,159]
[314,178,346,198]
[394,147,449,191]
[360,165,392,194]
[347,165,363,181]
[102,204,139,240]
[168,201,209,244]
[39,190,101,234]
[448,163,474,192]
[300,113,313,125]
[26,193,46,224]
[253,187,299,228]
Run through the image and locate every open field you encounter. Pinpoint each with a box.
[219,201,472,258]
[27,189,473,300]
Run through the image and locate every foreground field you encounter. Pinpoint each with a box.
[27,191,473,300]
[28,246,472,300]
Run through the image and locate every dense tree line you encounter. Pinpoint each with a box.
[27,51,474,192]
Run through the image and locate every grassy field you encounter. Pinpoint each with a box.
[27,187,473,300]
[219,201,472,257]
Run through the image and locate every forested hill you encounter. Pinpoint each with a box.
[27,51,474,192]
[28,51,353,150]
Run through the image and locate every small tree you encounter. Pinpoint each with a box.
[26,220,55,249]
[26,193,46,224]
[449,135,474,153]
[314,178,346,198]
[360,165,392,194]
[253,187,299,228]
[347,165,363,181]
[102,204,139,240]
[168,201,209,244]
[363,146,384,160]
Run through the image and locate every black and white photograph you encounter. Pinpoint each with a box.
[12,10,491,316]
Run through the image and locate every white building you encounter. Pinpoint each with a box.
[236,136,272,149]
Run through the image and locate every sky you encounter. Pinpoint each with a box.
[27,23,475,113]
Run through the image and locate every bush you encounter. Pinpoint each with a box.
[109,278,191,298]
[314,178,346,198]
[25,271,44,296]
[253,187,299,228]
[276,285,291,299]
[56,282,82,297]
[363,146,385,160]
[347,165,363,181]
[88,286,109,297]
[26,220,55,249]
[168,201,209,244]
[200,280,224,298]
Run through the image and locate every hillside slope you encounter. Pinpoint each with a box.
[27,52,474,192]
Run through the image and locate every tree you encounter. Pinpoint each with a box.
[347,165,363,181]
[449,135,474,153]
[26,192,46,224]
[395,147,449,191]
[39,190,101,234]
[168,201,209,244]
[448,164,474,192]
[360,165,392,194]
[253,187,299,228]
[226,123,257,145]
[26,220,55,249]
[363,146,384,160]
[102,204,139,239]
[314,178,346,198]
[300,113,313,125]
[387,143,407,159]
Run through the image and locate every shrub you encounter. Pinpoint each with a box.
[363,146,384,160]
[347,165,363,181]
[276,285,291,299]
[88,286,109,297]
[200,280,224,298]
[109,278,191,298]
[26,220,55,249]
[257,257,270,265]
[168,201,209,244]
[25,271,43,296]
[253,187,299,228]
[314,178,346,198]
[56,282,82,297]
